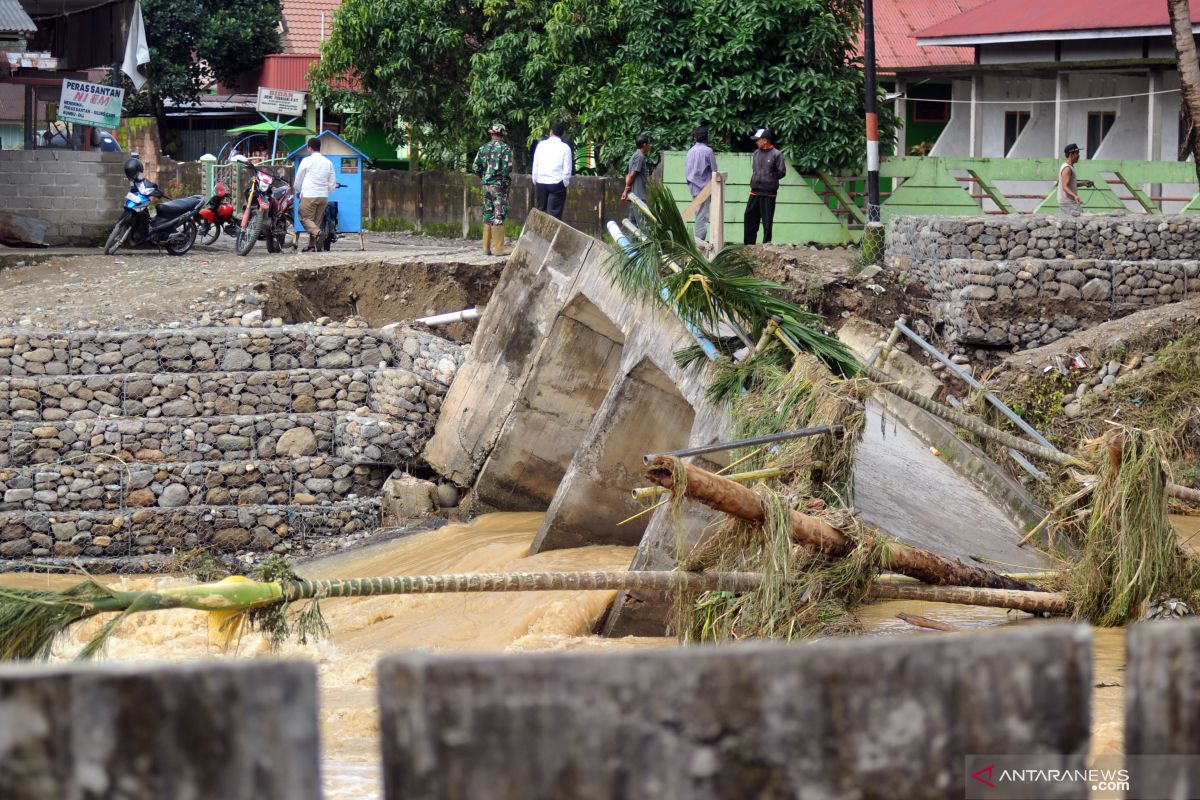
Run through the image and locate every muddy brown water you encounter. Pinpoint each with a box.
[5,512,1196,796]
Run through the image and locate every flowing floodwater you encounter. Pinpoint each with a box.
[4,511,1197,797]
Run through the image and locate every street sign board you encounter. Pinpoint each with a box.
[256,87,307,117]
[57,79,124,129]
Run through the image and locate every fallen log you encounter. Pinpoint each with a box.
[645,455,1042,591]
[870,582,1069,614]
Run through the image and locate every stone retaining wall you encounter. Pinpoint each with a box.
[888,214,1200,349]
[0,458,387,513]
[0,498,380,557]
[0,412,338,468]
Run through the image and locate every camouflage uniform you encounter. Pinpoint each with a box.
[472,139,513,226]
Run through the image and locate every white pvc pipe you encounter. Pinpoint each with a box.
[415,307,481,327]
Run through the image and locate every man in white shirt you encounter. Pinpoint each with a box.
[294,137,338,251]
[530,122,572,220]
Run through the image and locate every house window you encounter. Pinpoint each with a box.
[1004,111,1030,155]
[912,100,951,124]
[1087,111,1115,158]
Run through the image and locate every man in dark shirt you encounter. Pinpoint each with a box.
[744,127,786,244]
[621,134,652,225]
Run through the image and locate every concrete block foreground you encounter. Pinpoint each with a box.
[0,660,321,800]
[1127,619,1200,797]
[378,625,1092,800]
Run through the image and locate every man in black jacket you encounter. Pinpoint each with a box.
[744,127,786,244]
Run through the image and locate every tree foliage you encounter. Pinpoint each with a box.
[122,0,281,153]
[312,0,890,173]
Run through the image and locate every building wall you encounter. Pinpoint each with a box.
[0,150,127,245]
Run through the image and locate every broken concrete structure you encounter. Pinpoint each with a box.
[426,211,1048,635]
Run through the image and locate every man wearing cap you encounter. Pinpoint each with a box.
[472,123,514,255]
[1059,143,1085,217]
[621,134,653,225]
[745,127,786,244]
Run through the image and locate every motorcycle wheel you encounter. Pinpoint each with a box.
[320,220,335,251]
[165,219,198,256]
[235,210,261,256]
[266,218,282,253]
[198,220,220,246]
[104,219,132,256]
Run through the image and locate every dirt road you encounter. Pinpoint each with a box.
[0,233,498,328]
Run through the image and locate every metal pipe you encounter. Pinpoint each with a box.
[415,307,481,327]
[643,425,842,463]
[864,317,904,368]
[892,319,1059,454]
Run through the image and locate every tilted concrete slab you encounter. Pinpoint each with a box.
[377,626,1092,800]
[426,213,1050,635]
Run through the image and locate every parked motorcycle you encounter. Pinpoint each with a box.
[103,155,204,256]
[194,180,238,245]
[316,183,348,251]
[232,156,295,256]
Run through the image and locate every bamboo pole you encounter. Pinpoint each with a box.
[645,455,1043,591]
[868,582,1069,614]
[632,467,787,500]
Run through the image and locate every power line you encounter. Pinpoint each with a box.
[899,87,1180,105]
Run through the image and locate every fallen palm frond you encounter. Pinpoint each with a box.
[606,182,858,382]
[0,569,763,661]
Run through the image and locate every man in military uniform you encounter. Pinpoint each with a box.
[472,123,514,256]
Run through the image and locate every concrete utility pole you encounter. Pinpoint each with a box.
[862,0,885,263]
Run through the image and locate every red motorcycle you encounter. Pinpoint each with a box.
[194,180,238,245]
[232,157,295,256]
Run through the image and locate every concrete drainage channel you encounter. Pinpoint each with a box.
[0,259,498,568]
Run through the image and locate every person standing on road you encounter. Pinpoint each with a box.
[621,135,652,225]
[294,137,337,252]
[685,126,717,241]
[531,122,572,220]
[1058,142,1088,217]
[472,123,514,256]
[744,127,786,245]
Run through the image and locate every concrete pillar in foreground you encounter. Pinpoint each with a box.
[378,625,1092,800]
[1127,619,1200,797]
[0,660,321,800]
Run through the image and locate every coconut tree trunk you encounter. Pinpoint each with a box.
[1169,0,1200,183]
[869,582,1069,614]
[645,456,1043,591]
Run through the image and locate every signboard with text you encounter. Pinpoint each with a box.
[256,87,307,117]
[57,80,124,129]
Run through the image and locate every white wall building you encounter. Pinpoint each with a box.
[912,0,1198,212]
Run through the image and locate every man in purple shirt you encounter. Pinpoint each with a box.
[684,127,717,241]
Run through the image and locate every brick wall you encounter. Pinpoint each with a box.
[0,150,128,246]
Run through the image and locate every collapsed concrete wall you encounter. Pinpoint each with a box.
[424,210,731,554]
[888,214,1200,349]
[428,212,1047,635]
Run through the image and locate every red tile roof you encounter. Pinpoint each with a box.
[858,0,993,70]
[918,0,1200,40]
[280,0,341,56]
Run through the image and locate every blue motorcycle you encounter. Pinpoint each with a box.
[103,154,204,256]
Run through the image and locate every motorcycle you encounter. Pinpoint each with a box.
[194,180,239,246]
[232,157,295,256]
[316,184,348,251]
[104,154,204,257]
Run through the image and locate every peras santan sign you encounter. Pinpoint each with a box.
[57,80,125,129]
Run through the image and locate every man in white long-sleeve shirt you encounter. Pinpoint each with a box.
[294,137,338,251]
[530,122,572,220]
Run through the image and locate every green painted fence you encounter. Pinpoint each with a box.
[661,152,1200,246]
